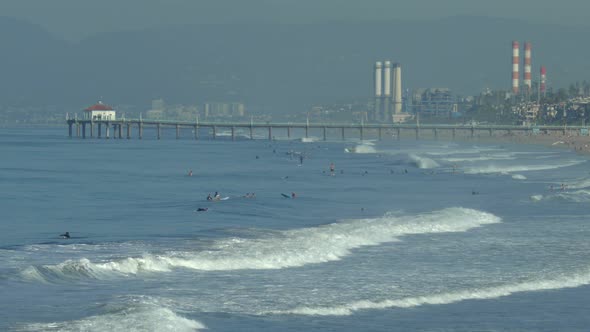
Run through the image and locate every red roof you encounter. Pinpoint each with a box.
[85,103,113,111]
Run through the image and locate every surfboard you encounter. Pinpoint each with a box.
[220,197,230,201]
[281,193,290,198]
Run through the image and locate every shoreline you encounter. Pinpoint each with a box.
[471,132,590,156]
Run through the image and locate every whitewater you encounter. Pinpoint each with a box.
[2,127,590,331]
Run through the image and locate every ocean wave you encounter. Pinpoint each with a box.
[344,144,377,154]
[21,208,500,281]
[408,154,439,169]
[530,190,590,203]
[269,268,590,316]
[15,301,204,332]
[511,174,527,180]
[463,160,584,174]
[300,137,319,143]
[440,154,515,163]
[564,177,590,189]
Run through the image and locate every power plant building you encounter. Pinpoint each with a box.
[410,88,457,118]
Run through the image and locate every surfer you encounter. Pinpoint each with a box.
[472,190,479,195]
[60,232,70,239]
[188,169,193,176]
[299,155,304,165]
[214,191,220,199]
[291,192,296,198]
[330,162,335,175]
[197,207,208,212]
[207,194,213,201]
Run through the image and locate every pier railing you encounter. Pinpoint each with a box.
[65,117,589,141]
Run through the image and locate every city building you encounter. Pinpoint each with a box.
[203,102,246,118]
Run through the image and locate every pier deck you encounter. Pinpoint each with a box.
[66,118,588,141]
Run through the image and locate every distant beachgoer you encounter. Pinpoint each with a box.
[299,155,304,165]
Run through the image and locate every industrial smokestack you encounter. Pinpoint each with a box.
[374,61,383,97]
[393,63,402,114]
[374,61,383,121]
[383,61,392,121]
[512,41,520,95]
[540,66,547,97]
[523,42,532,95]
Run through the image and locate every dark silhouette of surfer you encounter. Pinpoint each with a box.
[60,232,70,239]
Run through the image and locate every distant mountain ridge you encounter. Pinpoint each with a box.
[1,16,589,112]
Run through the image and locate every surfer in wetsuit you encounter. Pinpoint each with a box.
[60,232,70,239]
[207,194,213,201]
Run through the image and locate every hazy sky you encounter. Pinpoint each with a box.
[2,0,589,40]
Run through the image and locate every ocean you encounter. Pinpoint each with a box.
[1,127,590,331]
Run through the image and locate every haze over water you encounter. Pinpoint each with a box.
[1,127,590,331]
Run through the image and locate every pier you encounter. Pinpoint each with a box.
[66,117,588,141]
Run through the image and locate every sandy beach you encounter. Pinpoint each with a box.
[475,132,590,156]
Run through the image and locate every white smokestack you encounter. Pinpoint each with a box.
[393,63,402,114]
[374,61,383,97]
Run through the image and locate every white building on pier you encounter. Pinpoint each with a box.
[84,101,116,121]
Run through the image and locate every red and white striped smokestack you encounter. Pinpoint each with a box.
[512,41,519,94]
[540,66,547,95]
[523,42,532,93]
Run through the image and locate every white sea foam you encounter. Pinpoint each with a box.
[531,190,590,203]
[345,144,377,154]
[463,160,583,174]
[270,268,590,316]
[16,303,205,332]
[441,154,515,163]
[300,137,318,143]
[408,154,439,169]
[512,174,527,180]
[22,208,500,281]
[564,177,590,189]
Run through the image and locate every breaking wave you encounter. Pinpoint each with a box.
[408,154,439,169]
[21,208,499,282]
[15,301,204,332]
[463,160,583,174]
[530,190,590,203]
[269,268,590,316]
[345,144,377,154]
